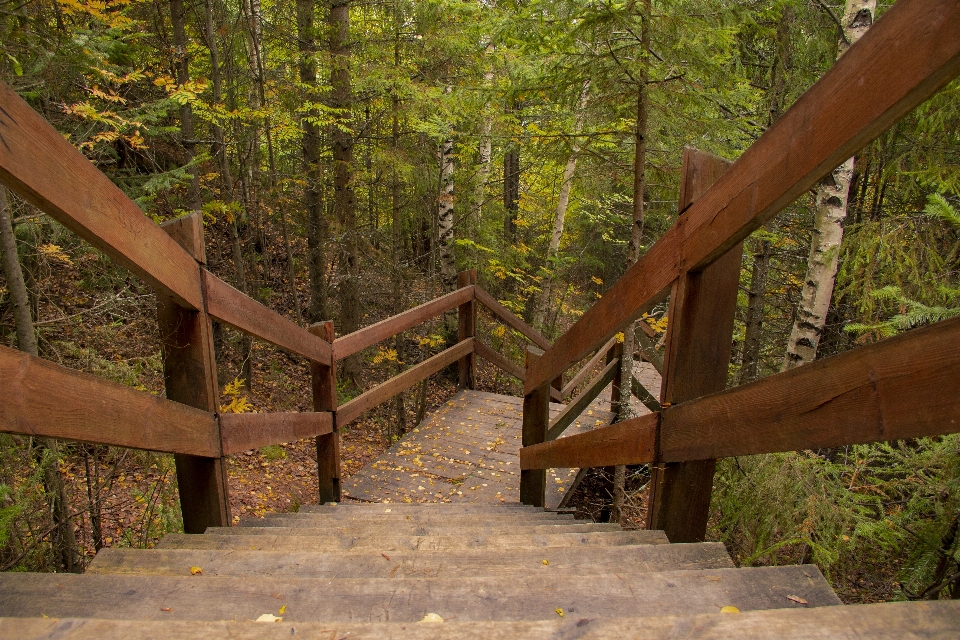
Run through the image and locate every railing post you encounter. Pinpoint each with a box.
[609,341,625,417]
[310,321,341,503]
[646,147,740,542]
[520,346,549,506]
[457,269,477,389]
[157,212,231,533]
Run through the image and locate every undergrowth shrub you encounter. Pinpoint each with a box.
[711,435,960,602]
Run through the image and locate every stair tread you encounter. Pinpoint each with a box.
[4,601,960,639]
[87,542,734,577]
[272,511,577,522]
[157,529,669,551]
[0,565,840,623]
[224,522,619,534]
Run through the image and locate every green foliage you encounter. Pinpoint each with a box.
[259,445,286,461]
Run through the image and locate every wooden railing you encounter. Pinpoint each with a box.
[518,0,960,543]
[0,73,571,533]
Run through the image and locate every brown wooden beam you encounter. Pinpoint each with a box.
[333,286,474,361]
[0,82,204,310]
[475,286,551,351]
[547,356,619,442]
[336,339,474,426]
[646,148,738,544]
[158,213,231,533]
[520,347,550,507]
[521,413,659,471]
[524,0,960,394]
[662,313,960,462]
[310,321,341,504]
[0,344,218,455]
[220,412,333,456]
[475,339,525,381]
[561,336,617,398]
[203,270,331,365]
[457,270,478,389]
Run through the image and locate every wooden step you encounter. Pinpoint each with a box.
[307,503,536,511]
[226,521,619,535]
[157,529,669,551]
[281,510,577,522]
[4,601,957,639]
[0,565,840,623]
[89,542,733,578]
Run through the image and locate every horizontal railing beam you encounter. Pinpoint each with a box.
[547,357,619,442]
[0,83,204,311]
[475,287,551,351]
[203,270,332,365]
[333,286,475,361]
[337,338,475,426]
[525,0,960,394]
[521,413,659,470]
[561,336,618,398]
[0,345,219,456]
[220,412,333,456]
[474,340,562,402]
[661,314,960,462]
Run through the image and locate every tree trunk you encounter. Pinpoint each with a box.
[503,99,520,243]
[739,239,771,382]
[168,0,201,210]
[298,0,327,323]
[0,188,80,573]
[783,0,875,371]
[437,135,456,293]
[330,0,360,387]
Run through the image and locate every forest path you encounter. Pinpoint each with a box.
[342,361,661,507]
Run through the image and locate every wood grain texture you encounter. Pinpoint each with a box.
[310,321,341,503]
[525,0,960,394]
[476,287,551,351]
[520,348,549,506]
[219,412,333,455]
[561,337,617,398]
[661,313,960,462]
[458,270,478,389]
[0,82,204,310]
[521,413,658,471]
[333,286,474,361]
[547,357,619,442]
[0,344,218,455]
[337,339,475,426]
[202,270,331,365]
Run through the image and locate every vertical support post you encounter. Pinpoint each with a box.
[609,341,625,418]
[457,269,477,389]
[520,346,549,507]
[310,321,341,503]
[157,212,231,533]
[646,147,741,542]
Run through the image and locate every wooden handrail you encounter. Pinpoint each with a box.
[337,338,475,425]
[0,345,219,456]
[547,356,619,442]
[475,286,551,351]
[333,286,475,361]
[220,412,333,456]
[561,336,617,398]
[524,0,960,394]
[0,83,204,311]
[474,340,562,402]
[203,270,332,365]
[521,413,658,470]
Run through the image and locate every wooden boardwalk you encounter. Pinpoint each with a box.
[343,362,661,508]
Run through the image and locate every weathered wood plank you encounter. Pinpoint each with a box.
[310,321,341,503]
[458,271,478,389]
[333,286,474,361]
[0,344,218,456]
[202,270,331,365]
[561,337,617,398]
[158,213,230,533]
[521,413,658,471]
[476,287,551,351]
[520,348,549,507]
[337,339,475,426]
[525,0,960,393]
[647,147,737,544]
[547,357,619,441]
[661,313,960,462]
[219,412,333,456]
[0,82,204,310]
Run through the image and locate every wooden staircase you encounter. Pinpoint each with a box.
[3,503,960,637]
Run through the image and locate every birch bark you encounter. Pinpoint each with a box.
[437,135,456,293]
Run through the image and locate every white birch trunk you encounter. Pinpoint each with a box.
[783,0,875,371]
[438,136,456,292]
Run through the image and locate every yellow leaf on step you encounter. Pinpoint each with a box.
[279,605,286,614]
[189,566,202,575]
[720,606,740,614]
[542,559,549,565]
[256,614,282,622]
[556,608,564,617]
[419,613,444,623]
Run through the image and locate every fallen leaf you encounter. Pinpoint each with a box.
[190,566,202,575]
[256,614,283,623]
[419,613,444,623]
[786,595,808,606]
[279,605,287,614]
[556,608,565,618]
[160,607,173,612]
[542,559,549,566]
[382,553,391,561]
[720,606,740,614]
